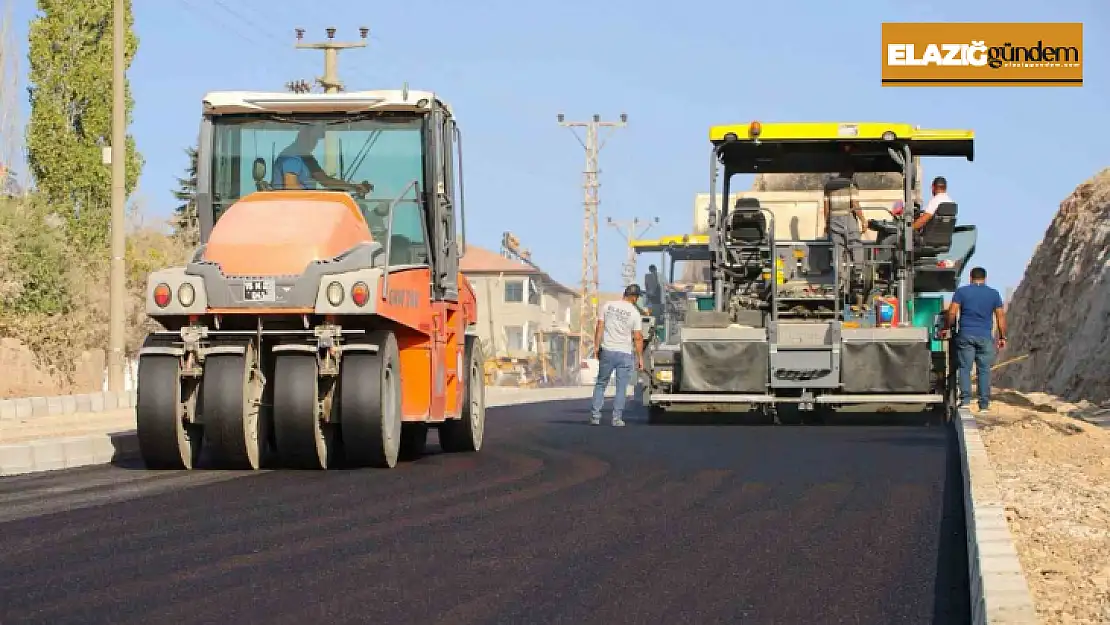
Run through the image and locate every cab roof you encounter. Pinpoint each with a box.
[709,122,973,174]
[631,234,711,260]
[201,89,454,116]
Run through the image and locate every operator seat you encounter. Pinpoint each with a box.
[915,202,958,258]
[728,197,768,244]
[725,197,771,280]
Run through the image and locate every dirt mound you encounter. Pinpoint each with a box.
[752,172,904,192]
[995,168,1110,404]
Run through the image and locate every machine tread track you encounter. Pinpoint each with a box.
[439,335,485,453]
[339,330,403,469]
[201,343,265,470]
[272,351,337,469]
[136,344,202,470]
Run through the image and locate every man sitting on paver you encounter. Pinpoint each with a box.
[945,266,1007,414]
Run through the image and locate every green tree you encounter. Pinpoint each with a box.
[24,0,143,249]
[171,145,198,246]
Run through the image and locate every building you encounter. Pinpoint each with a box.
[460,245,580,358]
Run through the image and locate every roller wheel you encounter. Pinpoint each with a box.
[339,331,402,468]
[201,343,266,470]
[272,352,337,469]
[136,351,202,470]
[440,336,485,453]
[399,424,428,461]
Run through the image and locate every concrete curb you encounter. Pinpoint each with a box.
[955,407,1039,624]
[0,385,611,477]
[0,390,138,421]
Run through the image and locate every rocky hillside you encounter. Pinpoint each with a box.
[995,168,1110,404]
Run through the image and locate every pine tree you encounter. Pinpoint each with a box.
[24,0,143,248]
[171,145,199,246]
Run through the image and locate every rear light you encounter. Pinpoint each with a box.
[153,283,171,308]
[177,283,195,307]
[326,281,345,306]
[351,281,369,307]
[936,259,956,269]
[749,121,762,138]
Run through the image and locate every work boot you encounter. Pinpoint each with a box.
[611,415,626,427]
[590,414,601,426]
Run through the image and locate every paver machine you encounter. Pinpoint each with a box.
[630,234,713,406]
[641,121,976,423]
[135,88,486,470]
[630,234,714,345]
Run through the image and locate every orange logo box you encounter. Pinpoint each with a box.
[881,22,1083,87]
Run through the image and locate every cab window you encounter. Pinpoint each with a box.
[209,114,429,265]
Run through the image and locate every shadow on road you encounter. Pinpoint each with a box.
[931,421,972,623]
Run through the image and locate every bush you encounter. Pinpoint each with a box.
[0,192,190,395]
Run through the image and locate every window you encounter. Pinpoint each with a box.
[504,325,524,351]
[208,113,428,264]
[528,278,541,306]
[504,280,523,303]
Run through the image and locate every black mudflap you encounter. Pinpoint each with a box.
[840,340,932,393]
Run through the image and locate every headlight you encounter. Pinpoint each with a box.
[655,369,673,383]
[177,283,196,307]
[326,281,345,306]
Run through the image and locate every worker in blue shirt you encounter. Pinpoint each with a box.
[272,123,373,196]
[944,267,1008,413]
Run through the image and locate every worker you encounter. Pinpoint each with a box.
[879,176,953,257]
[823,170,866,281]
[590,284,645,427]
[944,266,1007,414]
[914,176,953,231]
[644,264,663,315]
[272,124,374,195]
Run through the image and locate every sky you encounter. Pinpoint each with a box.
[4,0,1107,295]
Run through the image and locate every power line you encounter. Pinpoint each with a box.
[557,112,627,353]
[172,0,319,79]
[606,216,658,287]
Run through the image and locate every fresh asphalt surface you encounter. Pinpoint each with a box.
[0,398,970,625]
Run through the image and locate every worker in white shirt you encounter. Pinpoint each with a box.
[878,176,954,261]
[913,176,953,232]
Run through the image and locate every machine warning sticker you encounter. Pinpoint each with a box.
[837,124,859,137]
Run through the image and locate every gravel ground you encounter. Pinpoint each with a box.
[976,390,1110,625]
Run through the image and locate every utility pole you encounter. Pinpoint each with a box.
[606,216,659,286]
[107,0,126,392]
[557,112,627,353]
[293,26,369,175]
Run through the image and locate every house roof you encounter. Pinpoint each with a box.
[459,245,538,274]
[460,245,578,296]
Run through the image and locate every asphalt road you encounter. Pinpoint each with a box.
[0,399,970,625]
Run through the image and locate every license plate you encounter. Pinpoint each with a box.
[243,279,276,302]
